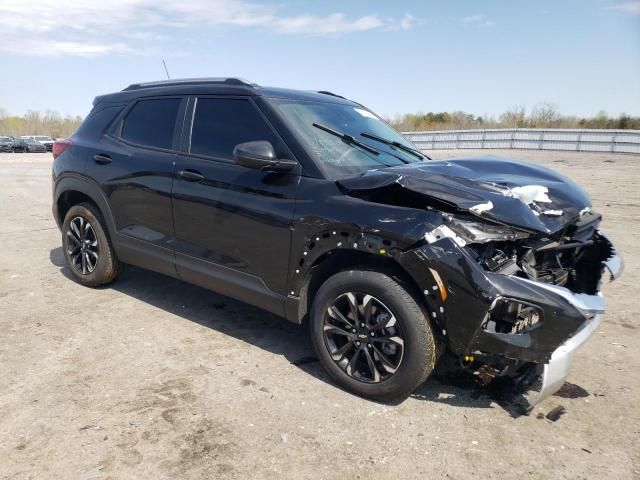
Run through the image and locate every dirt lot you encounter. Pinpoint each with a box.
[0,150,638,479]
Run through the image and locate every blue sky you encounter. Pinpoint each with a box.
[0,0,639,119]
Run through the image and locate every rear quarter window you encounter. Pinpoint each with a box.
[74,105,124,141]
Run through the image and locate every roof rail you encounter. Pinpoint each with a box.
[123,77,259,91]
[317,90,346,99]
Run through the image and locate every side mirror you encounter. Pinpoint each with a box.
[233,141,297,173]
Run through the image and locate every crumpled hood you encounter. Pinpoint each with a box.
[337,155,592,234]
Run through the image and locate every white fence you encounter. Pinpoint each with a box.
[402,128,640,154]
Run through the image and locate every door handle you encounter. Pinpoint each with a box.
[178,169,204,182]
[93,154,112,165]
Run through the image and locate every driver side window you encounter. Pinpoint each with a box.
[190,98,281,161]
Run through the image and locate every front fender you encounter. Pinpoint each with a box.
[287,227,410,296]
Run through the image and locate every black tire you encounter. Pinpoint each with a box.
[62,202,122,287]
[310,270,436,402]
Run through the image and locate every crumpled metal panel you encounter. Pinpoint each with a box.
[337,156,592,234]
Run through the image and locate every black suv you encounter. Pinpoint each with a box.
[13,138,47,153]
[52,78,622,408]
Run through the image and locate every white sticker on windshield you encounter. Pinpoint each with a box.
[354,108,378,119]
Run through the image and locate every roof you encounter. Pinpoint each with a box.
[122,77,259,91]
[93,77,357,106]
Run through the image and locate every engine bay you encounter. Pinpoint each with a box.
[469,211,610,295]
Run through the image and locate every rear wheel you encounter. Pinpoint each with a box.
[310,270,436,402]
[62,202,122,287]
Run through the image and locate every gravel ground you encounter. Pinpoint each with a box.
[0,150,638,480]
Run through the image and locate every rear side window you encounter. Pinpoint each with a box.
[74,105,124,140]
[190,98,279,160]
[121,98,181,149]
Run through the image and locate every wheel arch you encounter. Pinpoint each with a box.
[54,175,116,236]
[291,248,432,326]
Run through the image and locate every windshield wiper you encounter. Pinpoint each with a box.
[312,123,380,155]
[360,131,429,160]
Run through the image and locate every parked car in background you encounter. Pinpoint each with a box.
[21,135,55,151]
[0,136,13,152]
[13,138,47,153]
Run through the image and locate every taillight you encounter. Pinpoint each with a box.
[52,139,71,159]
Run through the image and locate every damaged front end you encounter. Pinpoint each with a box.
[418,210,622,411]
[338,155,623,411]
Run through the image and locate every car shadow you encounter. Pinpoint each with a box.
[409,354,527,417]
[49,246,588,416]
[49,246,328,377]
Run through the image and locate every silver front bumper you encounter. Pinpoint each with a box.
[524,310,603,409]
[522,247,623,410]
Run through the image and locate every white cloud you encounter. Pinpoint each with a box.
[385,13,417,32]
[0,0,415,57]
[608,1,640,14]
[272,13,384,35]
[39,42,132,57]
[462,14,485,23]
[399,14,417,30]
[11,40,162,58]
[461,14,495,27]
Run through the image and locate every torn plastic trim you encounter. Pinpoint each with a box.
[410,230,622,410]
[515,277,605,315]
[482,296,544,335]
[602,239,624,281]
[521,310,603,411]
[492,246,623,410]
[468,273,607,411]
[451,231,619,359]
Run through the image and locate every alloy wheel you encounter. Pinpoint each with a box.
[323,292,405,383]
[67,216,99,275]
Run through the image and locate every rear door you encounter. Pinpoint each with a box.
[172,96,300,315]
[88,96,186,273]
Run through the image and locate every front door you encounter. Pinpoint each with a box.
[172,96,300,315]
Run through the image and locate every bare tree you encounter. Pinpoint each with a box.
[499,106,527,128]
[529,102,560,128]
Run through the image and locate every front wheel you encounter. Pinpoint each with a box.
[310,270,436,402]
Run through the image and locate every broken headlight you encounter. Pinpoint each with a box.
[446,218,530,244]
